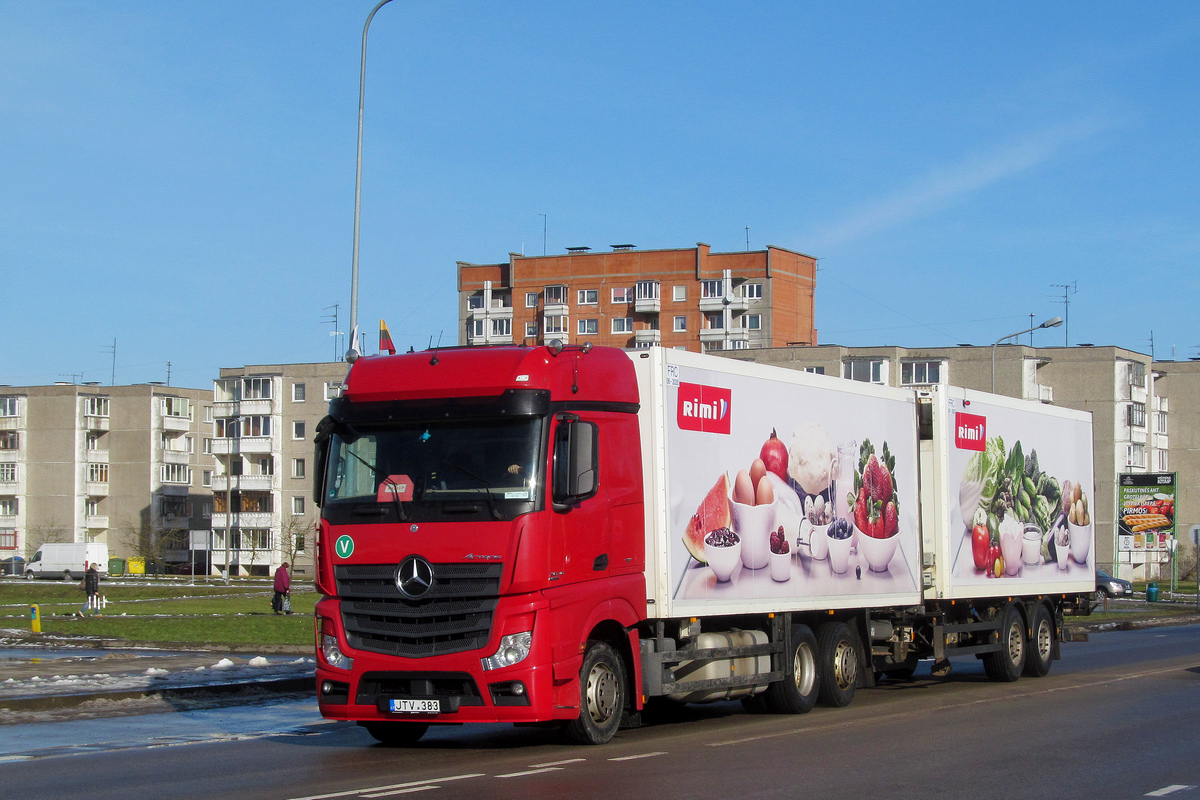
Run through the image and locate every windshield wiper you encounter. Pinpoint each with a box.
[341,447,409,521]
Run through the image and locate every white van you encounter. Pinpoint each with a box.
[24,543,109,580]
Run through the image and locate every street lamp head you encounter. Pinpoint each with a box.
[1040,316,1064,329]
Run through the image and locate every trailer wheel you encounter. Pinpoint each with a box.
[1023,604,1054,678]
[817,622,859,707]
[764,624,819,714]
[983,604,1026,682]
[563,641,626,745]
[360,721,429,746]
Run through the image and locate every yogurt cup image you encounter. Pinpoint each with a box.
[704,528,742,582]
[826,518,854,575]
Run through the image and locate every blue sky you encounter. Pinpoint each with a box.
[2,2,1197,389]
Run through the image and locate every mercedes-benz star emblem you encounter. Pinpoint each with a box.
[395,556,434,599]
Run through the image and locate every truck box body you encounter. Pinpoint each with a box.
[25,543,109,580]
[312,344,1094,744]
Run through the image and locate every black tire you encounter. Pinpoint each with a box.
[360,721,429,746]
[563,641,626,745]
[1094,588,1107,602]
[816,622,859,708]
[1023,604,1054,678]
[983,604,1026,682]
[764,624,819,714]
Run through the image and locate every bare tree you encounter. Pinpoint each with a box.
[23,519,71,556]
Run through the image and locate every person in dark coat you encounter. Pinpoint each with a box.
[83,563,100,615]
[273,562,291,615]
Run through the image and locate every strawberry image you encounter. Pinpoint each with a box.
[864,454,893,503]
[884,500,898,536]
[854,487,870,534]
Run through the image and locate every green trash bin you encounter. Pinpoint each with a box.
[1146,581,1159,602]
[108,557,125,577]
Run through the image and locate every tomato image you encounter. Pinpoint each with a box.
[971,524,990,571]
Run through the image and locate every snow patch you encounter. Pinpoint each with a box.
[248,657,270,667]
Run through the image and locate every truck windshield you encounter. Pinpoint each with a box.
[323,417,542,519]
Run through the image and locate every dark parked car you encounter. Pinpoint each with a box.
[1095,569,1132,600]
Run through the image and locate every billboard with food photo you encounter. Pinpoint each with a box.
[946,391,1094,590]
[664,359,922,606]
[1117,473,1176,552]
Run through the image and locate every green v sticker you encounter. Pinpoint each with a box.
[334,535,355,559]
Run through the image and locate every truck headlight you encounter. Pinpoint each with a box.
[322,634,354,671]
[481,631,532,671]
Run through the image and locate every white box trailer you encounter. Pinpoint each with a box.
[629,348,1093,711]
[25,543,109,580]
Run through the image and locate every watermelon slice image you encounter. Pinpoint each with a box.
[683,473,732,564]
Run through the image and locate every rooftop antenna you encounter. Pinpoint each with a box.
[102,339,116,385]
[59,373,83,385]
[745,226,750,251]
[540,213,547,256]
[321,304,343,361]
[1051,282,1078,346]
[1029,313,1035,345]
[166,361,172,387]
[1142,332,1155,361]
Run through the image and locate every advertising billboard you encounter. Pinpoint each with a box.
[1117,472,1176,553]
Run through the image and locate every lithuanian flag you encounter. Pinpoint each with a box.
[379,320,396,354]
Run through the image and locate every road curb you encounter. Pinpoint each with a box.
[0,675,314,713]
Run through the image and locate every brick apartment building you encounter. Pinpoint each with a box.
[457,242,818,352]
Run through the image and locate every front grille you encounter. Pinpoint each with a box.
[357,671,483,710]
[335,563,502,658]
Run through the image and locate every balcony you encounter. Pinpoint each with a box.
[543,331,569,345]
[633,329,661,344]
[86,449,109,463]
[161,449,191,465]
[212,398,274,417]
[85,415,110,431]
[85,481,109,497]
[699,327,728,343]
[161,415,192,432]
[211,511,274,529]
[86,515,109,529]
[0,418,19,431]
[725,328,750,343]
[212,474,275,492]
[211,436,273,455]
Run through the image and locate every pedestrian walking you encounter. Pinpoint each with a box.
[82,563,100,615]
[273,561,291,615]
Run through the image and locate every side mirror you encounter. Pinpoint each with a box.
[552,417,598,509]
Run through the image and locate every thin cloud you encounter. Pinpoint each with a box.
[813,119,1115,249]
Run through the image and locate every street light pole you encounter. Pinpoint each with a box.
[991,317,1064,394]
[348,0,395,363]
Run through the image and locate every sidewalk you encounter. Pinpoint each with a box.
[0,627,315,725]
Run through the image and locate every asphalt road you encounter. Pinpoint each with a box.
[2,624,1199,800]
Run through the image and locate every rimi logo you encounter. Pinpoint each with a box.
[677,382,732,434]
[955,412,987,451]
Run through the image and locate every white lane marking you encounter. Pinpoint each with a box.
[608,751,667,761]
[496,767,564,778]
[286,774,484,800]
[361,787,438,798]
[530,758,587,768]
[1146,786,1196,797]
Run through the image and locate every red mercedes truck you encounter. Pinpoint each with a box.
[313,344,1094,745]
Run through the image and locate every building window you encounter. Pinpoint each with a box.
[0,529,15,549]
[1157,450,1169,471]
[578,319,598,336]
[292,383,306,402]
[242,377,272,400]
[84,396,110,417]
[673,316,687,332]
[525,292,538,309]
[577,289,598,305]
[239,416,272,437]
[544,285,568,305]
[1129,362,1146,388]
[87,463,109,483]
[524,322,538,338]
[291,421,304,442]
[844,359,885,384]
[1155,411,1168,434]
[672,285,686,302]
[161,464,191,484]
[740,283,763,299]
[470,319,485,339]
[292,496,305,515]
[162,397,191,418]
[292,458,305,479]
[467,294,484,310]
[701,280,722,299]
[612,287,632,303]
[611,318,633,334]
[86,498,100,516]
[1128,402,1147,428]
[633,341,656,350]
[0,464,15,483]
[729,340,748,350]
[1127,443,1146,468]
[203,438,213,454]
[803,366,826,375]
[204,406,213,423]
[743,314,762,330]
[0,431,18,450]
[184,435,194,454]
[491,318,512,337]
[544,315,567,335]
[705,313,724,330]
[0,499,15,517]
[258,457,274,476]
[324,382,343,401]
[202,470,213,488]
[0,397,19,417]
[901,360,942,386]
[635,280,660,301]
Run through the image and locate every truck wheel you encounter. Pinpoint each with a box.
[764,624,819,714]
[360,721,429,746]
[983,604,1026,682]
[816,622,859,707]
[24,570,34,581]
[563,641,626,745]
[1023,605,1054,678]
